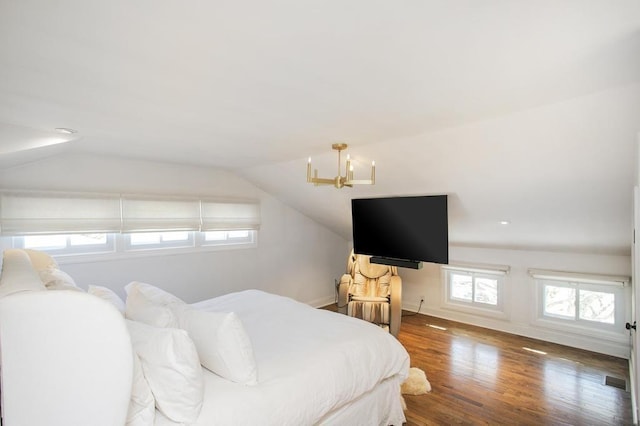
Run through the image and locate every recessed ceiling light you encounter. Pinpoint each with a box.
[54,127,78,134]
[500,220,510,225]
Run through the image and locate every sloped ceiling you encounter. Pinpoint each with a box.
[0,1,639,254]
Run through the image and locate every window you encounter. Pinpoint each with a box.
[125,230,257,250]
[532,270,628,332]
[202,230,254,246]
[9,229,257,259]
[442,263,509,317]
[125,231,194,250]
[14,233,115,256]
[450,272,499,306]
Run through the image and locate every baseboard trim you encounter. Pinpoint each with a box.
[629,357,639,425]
[308,295,336,308]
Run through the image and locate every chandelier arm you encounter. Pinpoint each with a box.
[344,179,374,185]
[309,178,336,185]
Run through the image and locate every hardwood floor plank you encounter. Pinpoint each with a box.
[321,304,633,425]
[398,311,633,425]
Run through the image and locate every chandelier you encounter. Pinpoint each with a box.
[307,143,375,189]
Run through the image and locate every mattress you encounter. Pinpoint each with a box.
[155,289,409,425]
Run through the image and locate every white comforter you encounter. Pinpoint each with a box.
[157,290,409,425]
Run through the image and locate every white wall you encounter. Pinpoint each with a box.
[0,153,349,305]
[399,245,631,357]
[3,152,632,357]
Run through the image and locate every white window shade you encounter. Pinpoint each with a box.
[0,191,261,236]
[201,201,260,231]
[0,191,121,235]
[121,196,201,233]
[528,269,629,287]
[442,261,510,276]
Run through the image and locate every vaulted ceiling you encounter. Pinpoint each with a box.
[1,1,639,254]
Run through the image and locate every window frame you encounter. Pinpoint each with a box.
[123,231,195,251]
[199,229,256,247]
[12,233,116,256]
[535,276,627,334]
[442,263,509,319]
[7,229,258,262]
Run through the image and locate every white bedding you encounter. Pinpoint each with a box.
[157,290,410,425]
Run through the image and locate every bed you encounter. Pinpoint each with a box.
[0,249,410,426]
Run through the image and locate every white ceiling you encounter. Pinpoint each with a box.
[1,1,639,254]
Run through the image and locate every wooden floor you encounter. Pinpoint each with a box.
[322,305,633,425]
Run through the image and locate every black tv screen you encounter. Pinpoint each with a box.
[351,195,448,265]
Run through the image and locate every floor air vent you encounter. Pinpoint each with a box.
[604,375,627,391]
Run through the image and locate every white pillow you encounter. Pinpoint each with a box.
[126,320,203,424]
[175,307,258,385]
[124,282,186,327]
[125,281,186,328]
[125,281,185,306]
[0,249,46,298]
[126,351,155,426]
[88,285,126,315]
[127,297,178,328]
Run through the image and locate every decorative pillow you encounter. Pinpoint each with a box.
[22,249,81,292]
[126,320,204,424]
[39,268,81,290]
[24,249,58,271]
[125,282,184,328]
[0,249,46,298]
[88,285,126,315]
[126,351,155,426]
[175,307,258,385]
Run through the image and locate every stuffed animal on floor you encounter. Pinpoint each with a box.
[401,367,431,395]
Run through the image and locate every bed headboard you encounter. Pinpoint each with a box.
[0,250,133,426]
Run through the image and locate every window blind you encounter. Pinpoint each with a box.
[201,200,261,230]
[0,190,261,235]
[442,261,510,276]
[0,191,121,235]
[528,269,629,287]
[120,196,202,232]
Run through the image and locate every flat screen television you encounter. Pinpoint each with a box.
[351,195,448,266]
